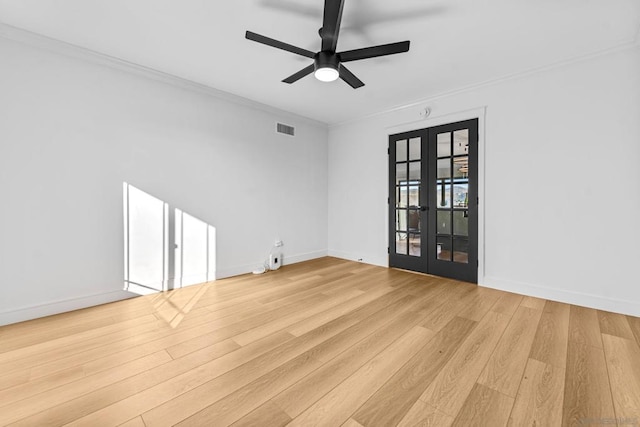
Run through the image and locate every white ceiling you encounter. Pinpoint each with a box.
[0,0,638,124]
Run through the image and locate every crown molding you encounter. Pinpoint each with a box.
[331,38,640,129]
[0,22,327,129]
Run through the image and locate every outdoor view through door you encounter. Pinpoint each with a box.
[389,119,478,283]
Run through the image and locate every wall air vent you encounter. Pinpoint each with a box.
[276,122,295,136]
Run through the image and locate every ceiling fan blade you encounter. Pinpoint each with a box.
[246,31,315,58]
[321,0,345,52]
[338,40,410,62]
[282,64,315,84]
[339,65,364,89]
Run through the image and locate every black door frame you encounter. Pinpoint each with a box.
[388,118,479,283]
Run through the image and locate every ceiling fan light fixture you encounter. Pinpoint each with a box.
[313,51,340,83]
[314,66,339,82]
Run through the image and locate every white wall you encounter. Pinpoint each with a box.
[328,46,640,316]
[0,36,328,325]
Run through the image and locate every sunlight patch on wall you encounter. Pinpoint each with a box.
[123,183,216,298]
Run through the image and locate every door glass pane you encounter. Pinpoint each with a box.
[396,163,407,185]
[396,209,407,231]
[409,234,420,257]
[453,183,468,208]
[437,133,451,157]
[398,187,408,207]
[436,236,452,261]
[396,139,407,161]
[437,159,451,179]
[409,161,421,181]
[396,232,408,255]
[453,211,469,236]
[453,156,469,178]
[453,130,469,156]
[408,185,419,207]
[436,182,451,208]
[437,210,451,234]
[408,209,420,233]
[453,237,469,264]
[408,210,421,257]
[409,137,421,161]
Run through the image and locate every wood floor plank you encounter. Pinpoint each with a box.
[0,257,632,426]
[562,340,616,426]
[601,334,640,424]
[152,284,209,327]
[451,383,514,427]
[288,326,432,427]
[172,352,323,426]
[285,287,390,337]
[507,358,565,427]
[341,419,365,427]
[396,400,454,427]
[477,305,543,397]
[118,416,147,427]
[141,294,421,426]
[419,311,511,417]
[456,292,500,322]
[519,296,546,311]
[22,311,217,379]
[0,313,160,368]
[0,307,215,381]
[351,316,476,426]
[287,278,441,338]
[628,315,640,348]
[0,365,85,409]
[273,299,426,418]
[164,293,328,358]
[68,290,412,427]
[0,304,158,352]
[419,284,477,332]
[0,350,173,425]
[9,333,288,426]
[0,369,29,392]
[568,305,602,348]
[491,292,524,317]
[304,295,419,364]
[232,288,366,346]
[598,310,635,340]
[528,300,570,369]
[229,400,291,427]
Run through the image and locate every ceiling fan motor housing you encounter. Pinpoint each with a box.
[314,51,340,73]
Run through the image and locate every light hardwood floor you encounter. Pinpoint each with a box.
[1,257,639,426]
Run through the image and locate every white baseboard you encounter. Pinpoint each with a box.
[327,249,388,268]
[284,250,329,265]
[216,250,329,280]
[0,290,134,326]
[482,276,640,317]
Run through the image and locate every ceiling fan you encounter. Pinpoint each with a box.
[245,0,410,89]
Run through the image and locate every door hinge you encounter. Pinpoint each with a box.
[387,247,390,254]
[387,197,390,204]
[387,147,390,155]
[477,197,479,205]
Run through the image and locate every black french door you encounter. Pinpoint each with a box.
[389,119,478,283]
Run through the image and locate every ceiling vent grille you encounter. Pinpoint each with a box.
[276,122,295,136]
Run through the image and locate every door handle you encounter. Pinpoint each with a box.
[420,206,428,211]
